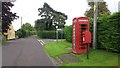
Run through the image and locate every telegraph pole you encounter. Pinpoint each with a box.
[21,17,22,28]
[93,1,98,49]
[118,1,120,12]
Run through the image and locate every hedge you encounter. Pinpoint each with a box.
[64,25,72,42]
[90,12,120,52]
[37,31,64,39]
[96,12,120,52]
[16,28,36,38]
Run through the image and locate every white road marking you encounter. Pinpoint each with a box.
[41,40,45,45]
[37,39,45,46]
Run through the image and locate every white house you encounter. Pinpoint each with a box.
[7,24,15,40]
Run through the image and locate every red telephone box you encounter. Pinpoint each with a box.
[72,17,91,54]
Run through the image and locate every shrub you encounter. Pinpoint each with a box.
[91,12,120,52]
[16,29,36,38]
[98,12,119,52]
[64,25,72,42]
[16,29,26,38]
[37,31,63,39]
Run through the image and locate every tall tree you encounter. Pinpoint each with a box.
[34,19,46,31]
[52,11,67,28]
[38,3,67,30]
[2,2,18,33]
[85,0,110,18]
[38,3,53,30]
[16,23,35,38]
[22,23,35,31]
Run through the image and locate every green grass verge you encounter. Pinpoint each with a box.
[44,41,119,66]
[2,40,9,44]
[62,49,118,66]
[0,40,2,44]
[44,41,72,58]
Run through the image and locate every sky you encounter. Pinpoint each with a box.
[11,0,120,31]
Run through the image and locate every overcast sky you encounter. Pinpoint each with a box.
[11,0,120,31]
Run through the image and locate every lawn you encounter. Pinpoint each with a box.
[44,41,119,66]
[44,41,72,58]
[62,49,118,66]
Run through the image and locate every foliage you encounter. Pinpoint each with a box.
[16,23,36,38]
[16,28,26,38]
[64,25,72,42]
[85,0,110,18]
[34,19,46,31]
[2,2,18,33]
[97,12,120,52]
[90,12,120,52]
[37,31,63,39]
[36,3,67,39]
[37,31,55,39]
[38,2,67,30]
[22,23,35,31]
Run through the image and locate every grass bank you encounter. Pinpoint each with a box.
[44,41,72,58]
[2,40,9,44]
[44,41,119,66]
[62,49,118,66]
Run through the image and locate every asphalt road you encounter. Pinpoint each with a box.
[2,36,54,66]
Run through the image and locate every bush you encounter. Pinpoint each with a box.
[90,12,120,52]
[98,12,119,52]
[16,29,36,38]
[16,29,26,38]
[37,31,63,39]
[64,25,72,42]
[30,31,37,35]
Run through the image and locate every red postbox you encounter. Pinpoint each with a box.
[72,17,91,54]
[83,31,91,44]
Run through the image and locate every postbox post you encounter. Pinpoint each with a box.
[86,43,89,59]
[83,31,91,59]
